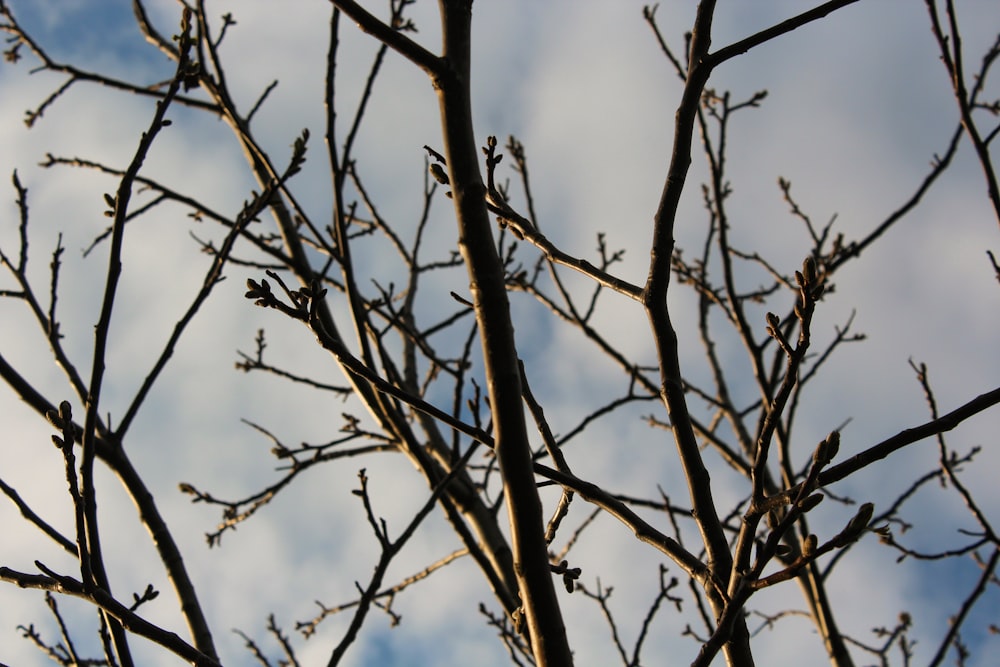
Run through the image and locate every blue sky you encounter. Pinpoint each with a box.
[1,1,998,666]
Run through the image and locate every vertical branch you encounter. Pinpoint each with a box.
[643,1,747,656]
[77,11,197,666]
[645,1,730,573]
[324,6,373,368]
[430,2,572,664]
[925,0,1000,226]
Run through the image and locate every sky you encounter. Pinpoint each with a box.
[1,1,998,666]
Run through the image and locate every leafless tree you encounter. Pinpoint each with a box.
[1,1,998,666]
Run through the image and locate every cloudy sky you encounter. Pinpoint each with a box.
[1,1,998,666]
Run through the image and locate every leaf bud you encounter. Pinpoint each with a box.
[802,256,817,284]
[511,607,523,634]
[796,493,824,513]
[428,162,450,186]
[872,524,892,544]
[813,431,839,466]
[824,431,840,461]
[846,502,874,537]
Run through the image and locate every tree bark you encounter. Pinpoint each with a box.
[431,2,573,665]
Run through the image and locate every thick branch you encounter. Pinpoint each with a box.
[428,2,572,664]
[329,0,441,74]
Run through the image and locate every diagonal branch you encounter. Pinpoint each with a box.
[329,0,442,75]
[707,0,863,67]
